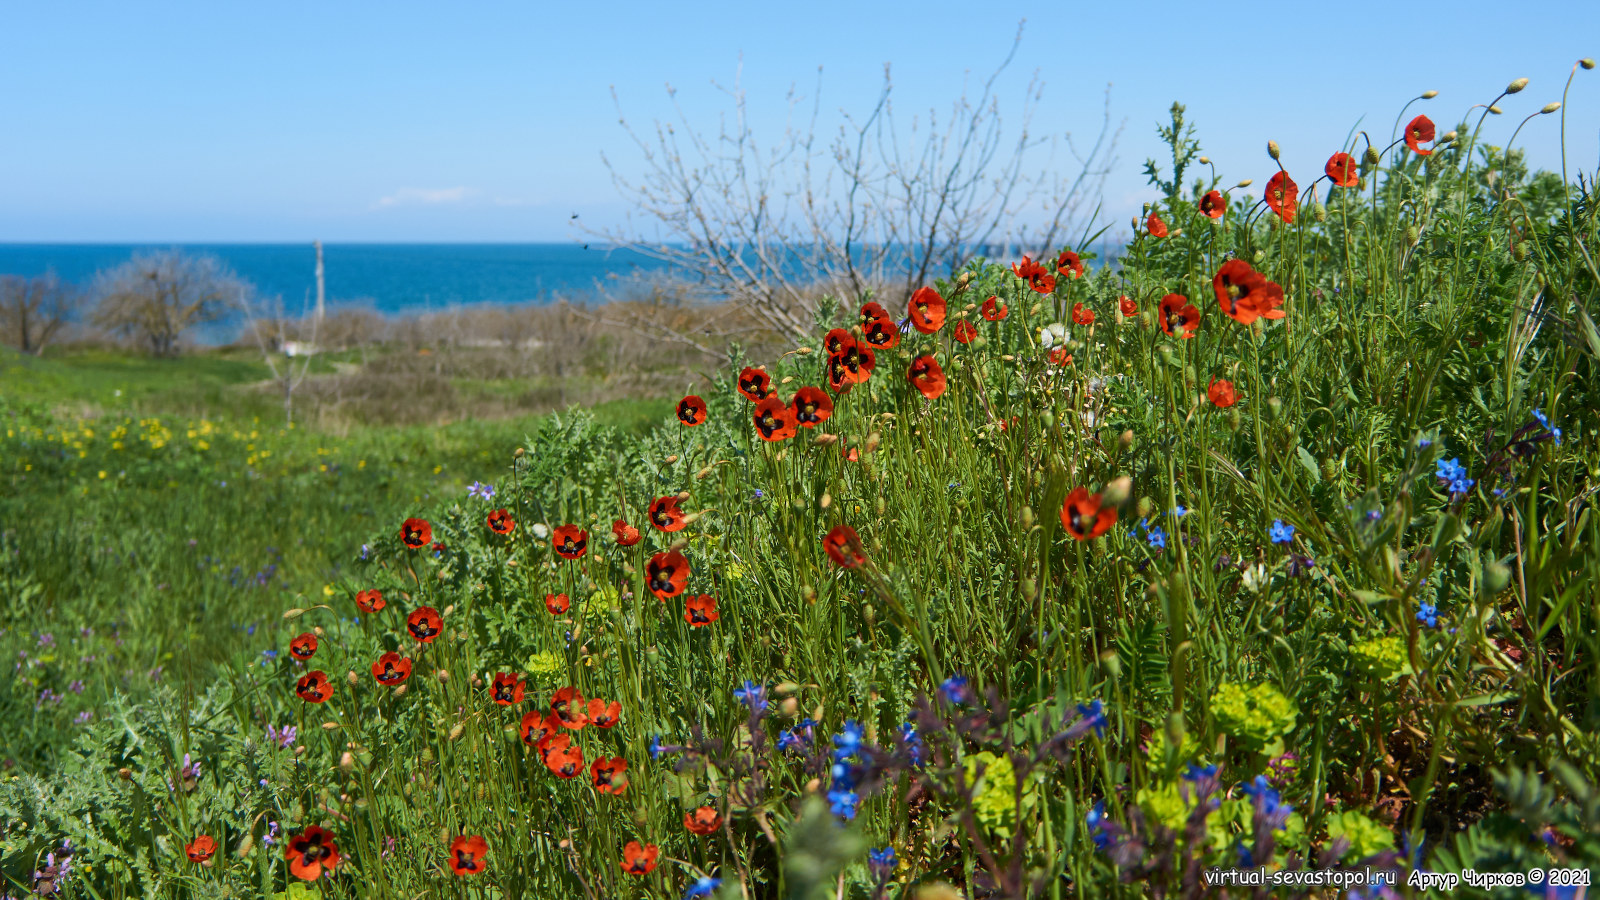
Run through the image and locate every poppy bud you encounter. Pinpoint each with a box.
[1363,146,1381,166]
[295,745,308,755]
[1268,397,1283,419]
[1506,77,1529,94]
[1019,506,1034,530]
[1313,202,1327,223]
[346,670,358,686]
[1421,90,1438,99]
[437,669,450,682]
[1541,102,1561,114]
[236,834,255,857]
[1041,411,1054,429]
[442,605,454,617]
[1136,496,1155,519]
[1252,249,1266,264]
[1267,140,1281,160]
[321,721,339,730]
[780,697,799,717]
[664,454,679,464]
[1198,156,1210,164]
[1514,242,1529,261]
[819,492,832,509]
[1099,649,1122,679]
[1488,104,1502,115]
[811,433,837,446]
[118,767,133,780]
[283,607,305,619]
[1021,577,1037,600]
[1028,303,1043,316]
[805,778,821,794]
[340,751,354,771]
[1235,179,1253,189]
[1440,131,1458,143]
[1103,477,1132,507]
[514,447,525,457]
[1405,224,1419,244]
[862,603,875,624]
[803,585,817,604]
[865,432,881,453]
[448,722,466,742]
[1119,429,1134,451]
[1227,409,1242,431]
[1140,310,1154,330]
[507,558,518,567]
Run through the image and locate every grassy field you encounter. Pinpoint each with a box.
[4,74,1600,900]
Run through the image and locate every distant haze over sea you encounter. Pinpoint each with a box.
[0,243,675,317]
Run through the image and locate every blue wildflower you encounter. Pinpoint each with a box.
[1416,602,1438,629]
[833,721,865,760]
[939,673,971,705]
[684,876,722,899]
[1532,409,1562,446]
[777,729,806,752]
[1172,505,1188,518]
[1077,700,1107,736]
[649,735,666,760]
[1147,525,1167,550]
[1086,801,1112,850]
[1181,762,1217,782]
[869,847,897,878]
[1240,775,1292,820]
[466,481,494,500]
[1269,520,1295,544]
[900,722,927,767]
[733,680,768,714]
[827,787,859,820]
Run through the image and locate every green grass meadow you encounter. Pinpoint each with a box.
[5,75,1600,899]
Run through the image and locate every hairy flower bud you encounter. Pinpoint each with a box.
[1488,104,1503,115]
[1421,90,1438,99]
[1582,59,1596,70]
[1363,146,1381,166]
[1541,102,1562,114]
[448,722,466,742]
[345,670,359,686]
[1198,156,1210,164]
[1235,178,1253,189]
[1506,77,1529,94]
[1440,131,1458,143]
[339,751,354,772]
[1267,139,1281,160]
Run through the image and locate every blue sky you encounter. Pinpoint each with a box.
[1,1,1595,242]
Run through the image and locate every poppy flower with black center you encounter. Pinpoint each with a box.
[587,697,622,728]
[1056,249,1085,280]
[823,524,866,568]
[551,686,589,729]
[1325,152,1358,187]
[1264,170,1298,224]
[295,669,332,704]
[1146,212,1168,237]
[400,517,432,550]
[186,834,216,863]
[612,518,641,547]
[1212,260,1286,325]
[620,841,659,876]
[354,589,385,614]
[1071,303,1095,326]
[860,301,891,328]
[684,593,719,627]
[861,316,900,349]
[685,806,723,836]
[551,524,588,560]
[285,826,340,881]
[1157,293,1201,339]
[908,286,947,333]
[591,756,629,795]
[1060,486,1116,540]
[520,709,560,747]
[372,651,412,685]
[790,386,833,428]
[407,606,442,643]
[676,395,708,426]
[1198,189,1227,219]
[981,295,1008,320]
[486,508,515,535]
[907,354,947,400]
[1047,346,1073,367]
[752,396,799,442]
[824,327,856,356]
[1208,377,1237,408]
[491,672,525,706]
[545,592,570,614]
[544,739,584,778]
[289,632,318,661]
[648,495,687,532]
[952,320,977,344]
[831,341,876,385]
[1119,295,1138,316]
[737,366,773,401]
[448,835,488,877]
[1404,114,1436,156]
[646,549,691,599]
[826,355,853,393]
[1011,256,1056,294]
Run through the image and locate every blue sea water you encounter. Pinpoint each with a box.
[0,243,675,316]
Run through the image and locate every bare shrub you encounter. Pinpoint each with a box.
[0,273,81,355]
[91,251,244,358]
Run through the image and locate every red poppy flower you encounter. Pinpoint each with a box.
[407,606,442,643]
[544,738,585,778]
[545,592,570,615]
[1119,295,1138,316]
[400,517,432,550]
[860,301,892,327]
[1404,114,1436,156]
[1146,212,1168,237]
[448,835,488,876]
[908,286,947,333]
[648,495,687,532]
[824,327,856,356]
[1325,152,1358,187]
[612,518,641,546]
[1071,303,1095,326]
[285,826,341,881]
[861,316,901,349]
[1047,347,1073,367]
[737,366,773,401]
[289,632,318,661]
[372,651,412,685]
[646,549,691,599]
[520,709,560,747]
[981,296,1008,320]
[1212,260,1286,324]
[486,508,515,535]
[1060,487,1117,540]
[588,697,622,728]
[823,525,866,568]
[1264,170,1298,224]
[753,396,799,441]
[952,320,977,344]
[685,806,723,836]
[1057,250,1085,280]
[1208,378,1237,408]
[684,593,719,627]
[1011,256,1057,294]
[295,669,332,704]
[591,756,629,795]
[491,672,525,706]
[620,841,659,876]
[1157,293,1201,339]
[354,589,385,614]
[186,835,216,863]
[551,686,589,729]
[790,386,833,428]
[1198,190,1227,219]
[676,395,708,426]
[830,341,875,385]
[907,355,947,400]
[551,524,588,560]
